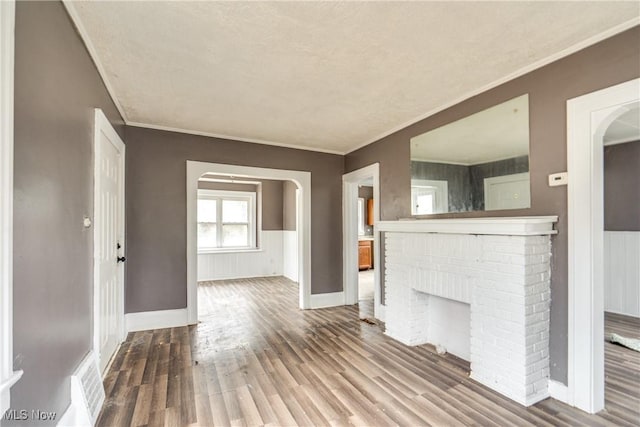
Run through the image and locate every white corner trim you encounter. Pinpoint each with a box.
[125,308,188,333]
[0,0,22,416]
[62,1,128,122]
[346,16,640,155]
[549,380,569,404]
[378,216,558,236]
[310,292,345,309]
[127,121,344,155]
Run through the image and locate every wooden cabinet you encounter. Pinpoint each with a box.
[366,199,374,226]
[358,240,373,270]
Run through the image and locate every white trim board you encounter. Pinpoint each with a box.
[566,78,640,414]
[343,164,384,321]
[0,0,22,415]
[187,161,312,324]
[125,309,189,333]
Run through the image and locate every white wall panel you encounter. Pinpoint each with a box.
[282,230,298,282]
[197,230,283,281]
[604,231,640,317]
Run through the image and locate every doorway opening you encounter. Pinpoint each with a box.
[186,161,311,323]
[343,163,383,321]
[195,173,300,322]
[566,78,639,414]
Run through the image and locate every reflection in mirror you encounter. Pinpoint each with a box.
[410,94,530,214]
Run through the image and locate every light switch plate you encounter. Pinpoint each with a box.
[548,172,568,187]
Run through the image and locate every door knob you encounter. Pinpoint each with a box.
[117,256,126,263]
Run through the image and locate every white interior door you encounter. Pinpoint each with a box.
[484,172,530,210]
[94,109,125,374]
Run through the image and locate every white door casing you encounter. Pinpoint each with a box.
[93,109,126,375]
[567,78,640,414]
[0,0,22,416]
[343,163,384,321]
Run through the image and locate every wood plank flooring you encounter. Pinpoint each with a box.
[97,277,640,426]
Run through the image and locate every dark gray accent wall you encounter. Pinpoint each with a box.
[604,140,640,231]
[345,26,640,384]
[12,1,125,423]
[358,186,373,200]
[412,161,473,212]
[469,155,530,211]
[283,181,297,231]
[125,126,343,313]
[261,180,284,231]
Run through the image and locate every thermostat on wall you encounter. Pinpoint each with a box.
[548,172,568,187]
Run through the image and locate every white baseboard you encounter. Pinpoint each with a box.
[310,291,345,309]
[125,308,188,332]
[548,379,569,404]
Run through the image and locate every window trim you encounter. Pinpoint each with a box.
[197,189,257,252]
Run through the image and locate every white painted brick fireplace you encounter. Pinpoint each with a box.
[378,216,557,407]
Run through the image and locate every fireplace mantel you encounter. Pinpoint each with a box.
[378,215,558,235]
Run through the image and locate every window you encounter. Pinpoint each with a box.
[197,190,256,251]
[411,179,449,215]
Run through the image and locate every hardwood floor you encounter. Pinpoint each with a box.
[97,277,640,426]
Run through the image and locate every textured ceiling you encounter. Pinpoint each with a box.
[67,1,640,154]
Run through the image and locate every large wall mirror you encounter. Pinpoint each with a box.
[410,94,530,215]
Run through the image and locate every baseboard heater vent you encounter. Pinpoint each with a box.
[61,351,105,426]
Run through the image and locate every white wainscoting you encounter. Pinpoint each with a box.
[198,230,283,281]
[282,230,298,282]
[605,231,640,318]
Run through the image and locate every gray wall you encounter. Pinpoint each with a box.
[283,181,297,231]
[125,126,343,313]
[604,141,640,231]
[12,1,124,422]
[198,179,284,230]
[261,180,284,231]
[345,26,640,384]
